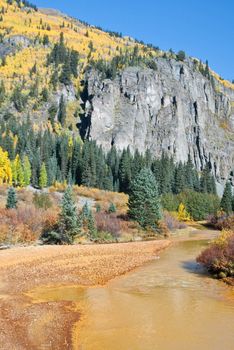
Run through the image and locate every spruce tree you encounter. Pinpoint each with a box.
[39,162,48,189]
[6,187,17,209]
[59,186,80,242]
[128,168,161,229]
[58,95,66,127]
[220,182,233,214]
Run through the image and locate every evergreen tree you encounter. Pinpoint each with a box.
[174,162,185,194]
[23,155,31,186]
[70,50,79,78]
[108,202,116,213]
[119,147,132,193]
[57,95,66,127]
[220,182,233,214]
[200,164,216,194]
[59,186,80,242]
[39,162,48,189]
[11,86,26,112]
[0,80,6,105]
[128,168,161,229]
[60,57,72,85]
[6,187,17,209]
[87,210,97,240]
[82,202,90,219]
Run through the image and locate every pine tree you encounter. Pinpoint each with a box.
[6,187,17,209]
[220,182,233,214]
[128,168,161,229]
[59,186,80,242]
[39,162,48,189]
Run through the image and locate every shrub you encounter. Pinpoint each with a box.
[177,203,191,221]
[95,212,121,239]
[163,211,187,231]
[197,231,234,279]
[0,206,58,244]
[208,212,234,230]
[33,192,53,210]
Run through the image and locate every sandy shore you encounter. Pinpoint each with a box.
[0,240,170,349]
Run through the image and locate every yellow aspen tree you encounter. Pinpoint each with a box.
[0,147,12,185]
[177,203,191,222]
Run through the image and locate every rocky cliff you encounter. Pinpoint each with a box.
[81,58,234,190]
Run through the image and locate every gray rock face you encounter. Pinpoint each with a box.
[82,58,234,187]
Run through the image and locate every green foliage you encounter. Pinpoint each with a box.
[39,162,48,189]
[128,168,161,229]
[95,203,101,212]
[58,186,80,242]
[23,155,31,186]
[108,202,116,213]
[221,182,233,214]
[89,46,157,80]
[177,50,186,61]
[6,187,17,209]
[11,86,27,112]
[177,190,220,220]
[161,193,179,212]
[57,95,66,126]
[47,33,79,85]
[200,164,217,194]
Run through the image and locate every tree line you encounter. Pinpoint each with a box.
[0,115,218,196]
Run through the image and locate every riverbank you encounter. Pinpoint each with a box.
[0,239,170,349]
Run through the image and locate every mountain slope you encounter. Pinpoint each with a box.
[0,0,233,190]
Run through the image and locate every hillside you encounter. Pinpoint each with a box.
[0,0,233,192]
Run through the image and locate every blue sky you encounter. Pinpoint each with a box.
[33,0,233,81]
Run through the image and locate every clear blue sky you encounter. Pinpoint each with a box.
[33,0,233,81]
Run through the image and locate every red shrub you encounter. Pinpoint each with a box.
[197,232,234,278]
[163,211,187,231]
[95,212,121,238]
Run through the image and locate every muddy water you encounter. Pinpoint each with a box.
[29,238,234,350]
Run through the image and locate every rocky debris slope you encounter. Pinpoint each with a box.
[81,58,234,188]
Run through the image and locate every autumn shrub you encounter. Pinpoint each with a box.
[197,231,234,279]
[163,211,187,231]
[95,212,121,239]
[33,192,53,210]
[208,212,234,230]
[0,206,58,244]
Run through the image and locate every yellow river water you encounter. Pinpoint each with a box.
[28,237,234,350]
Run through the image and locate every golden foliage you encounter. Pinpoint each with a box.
[0,146,12,185]
[177,203,191,222]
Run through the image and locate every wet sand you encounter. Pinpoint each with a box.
[0,240,170,349]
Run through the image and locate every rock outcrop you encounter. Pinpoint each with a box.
[81,58,234,188]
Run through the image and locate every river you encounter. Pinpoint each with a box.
[29,233,234,350]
